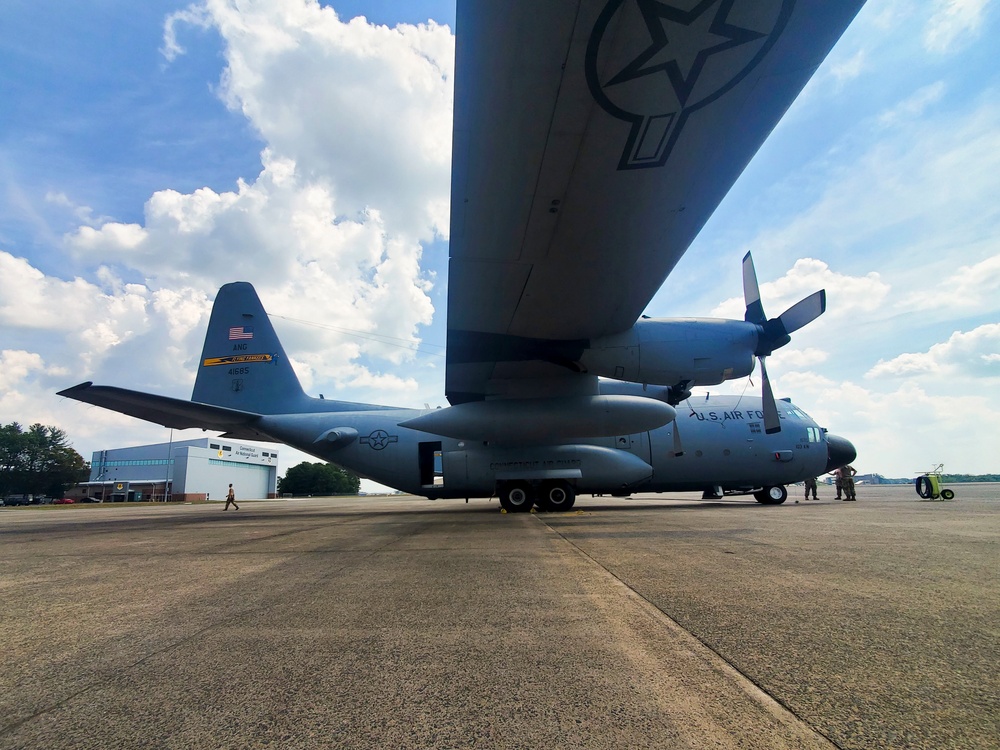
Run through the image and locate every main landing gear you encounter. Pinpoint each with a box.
[497,480,577,513]
[754,485,788,505]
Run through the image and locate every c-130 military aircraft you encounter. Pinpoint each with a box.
[60,0,861,511]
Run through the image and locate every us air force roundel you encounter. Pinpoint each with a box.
[360,430,399,451]
[586,0,794,170]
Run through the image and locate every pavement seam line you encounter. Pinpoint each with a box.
[535,514,842,750]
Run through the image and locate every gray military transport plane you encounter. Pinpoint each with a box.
[59,0,861,512]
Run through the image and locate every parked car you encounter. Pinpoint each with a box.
[52,497,76,504]
[78,497,101,503]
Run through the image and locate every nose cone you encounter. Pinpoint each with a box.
[825,434,857,472]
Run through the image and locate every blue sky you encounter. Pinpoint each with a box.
[1,0,998,481]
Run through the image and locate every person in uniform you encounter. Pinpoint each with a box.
[839,464,857,501]
[224,483,239,511]
[804,476,818,501]
[829,468,844,499]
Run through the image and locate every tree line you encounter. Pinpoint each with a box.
[940,474,1000,483]
[278,461,360,496]
[0,423,89,499]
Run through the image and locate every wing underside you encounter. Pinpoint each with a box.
[446,0,865,403]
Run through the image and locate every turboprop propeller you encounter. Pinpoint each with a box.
[742,252,826,434]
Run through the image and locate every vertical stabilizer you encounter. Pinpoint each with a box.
[192,283,308,414]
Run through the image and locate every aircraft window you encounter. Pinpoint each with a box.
[210,444,220,450]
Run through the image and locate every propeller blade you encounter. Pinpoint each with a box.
[759,356,781,434]
[756,288,826,355]
[778,289,826,335]
[742,252,766,324]
[672,419,684,457]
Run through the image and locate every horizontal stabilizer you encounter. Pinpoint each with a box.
[57,382,267,436]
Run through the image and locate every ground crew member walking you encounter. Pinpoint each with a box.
[224,483,239,511]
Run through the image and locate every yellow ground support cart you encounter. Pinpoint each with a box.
[915,464,955,500]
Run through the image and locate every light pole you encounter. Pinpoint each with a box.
[164,429,173,502]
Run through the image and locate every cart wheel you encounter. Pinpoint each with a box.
[941,489,955,500]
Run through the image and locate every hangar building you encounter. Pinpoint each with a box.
[85,438,279,502]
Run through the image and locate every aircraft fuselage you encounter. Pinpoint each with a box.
[258,394,842,500]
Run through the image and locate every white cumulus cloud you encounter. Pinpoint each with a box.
[867,323,1000,378]
[710,258,890,322]
[58,2,454,394]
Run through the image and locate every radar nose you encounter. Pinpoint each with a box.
[825,434,857,472]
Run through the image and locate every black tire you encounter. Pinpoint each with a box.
[498,481,534,513]
[941,488,955,500]
[754,485,788,505]
[536,480,576,512]
[915,476,933,499]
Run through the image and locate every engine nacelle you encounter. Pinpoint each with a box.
[579,318,758,387]
[399,395,675,443]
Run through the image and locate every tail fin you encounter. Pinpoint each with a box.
[192,283,309,414]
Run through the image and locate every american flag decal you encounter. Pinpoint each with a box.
[229,326,254,340]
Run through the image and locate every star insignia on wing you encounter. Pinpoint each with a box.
[608,0,766,107]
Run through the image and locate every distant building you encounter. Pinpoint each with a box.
[84,438,279,502]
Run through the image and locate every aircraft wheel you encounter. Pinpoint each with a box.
[941,488,955,500]
[498,481,534,513]
[754,485,787,505]
[536,480,575,512]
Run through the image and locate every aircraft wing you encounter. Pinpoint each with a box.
[446,0,865,403]
[56,382,275,441]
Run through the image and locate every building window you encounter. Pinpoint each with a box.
[208,459,269,472]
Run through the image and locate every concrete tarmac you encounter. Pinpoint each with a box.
[1,484,997,749]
